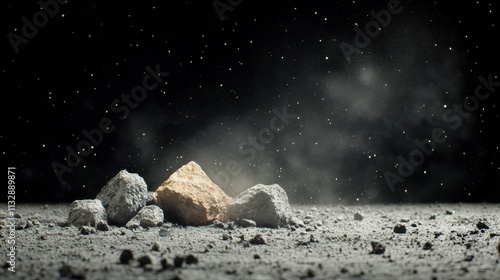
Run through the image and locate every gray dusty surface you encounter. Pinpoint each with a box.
[1,203,499,279]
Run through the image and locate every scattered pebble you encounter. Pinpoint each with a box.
[423,242,433,250]
[445,210,454,215]
[240,219,257,228]
[476,221,489,230]
[59,263,85,279]
[14,213,22,219]
[138,255,154,267]
[79,226,95,235]
[250,234,267,245]
[222,233,231,240]
[160,258,172,270]
[96,220,110,231]
[152,241,161,251]
[174,256,184,268]
[393,224,407,234]
[254,254,261,259]
[185,254,198,265]
[120,250,134,264]
[213,220,225,228]
[464,255,474,262]
[497,241,500,255]
[370,241,386,254]
[354,212,363,221]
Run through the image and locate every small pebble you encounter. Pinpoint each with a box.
[79,226,95,235]
[393,224,407,234]
[477,221,489,230]
[240,219,256,228]
[213,220,225,229]
[96,220,110,231]
[423,242,433,250]
[250,234,266,245]
[138,255,153,267]
[354,212,363,221]
[120,250,134,264]
[174,256,184,268]
[185,254,198,265]
[152,241,161,251]
[370,241,386,254]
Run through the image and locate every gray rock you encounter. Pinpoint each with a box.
[226,184,293,228]
[68,199,106,227]
[354,212,363,221]
[79,226,96,235]
[96,220,110,231]
[146,192,157,205]
[125,205,164,228]
[240,219,256,228]
[96,170,148,225]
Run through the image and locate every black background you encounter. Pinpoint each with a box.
[1,0,499,203]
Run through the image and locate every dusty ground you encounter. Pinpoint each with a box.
[1,203,499,280]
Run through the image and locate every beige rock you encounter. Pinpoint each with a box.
[155,161,230,226]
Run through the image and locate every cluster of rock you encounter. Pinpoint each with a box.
[68,161,294,230]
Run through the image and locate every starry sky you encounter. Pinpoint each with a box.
[2,0,499,203]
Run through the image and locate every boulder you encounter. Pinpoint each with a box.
[125,205,164,228]
[96,170,148,225]
[68,199,106,227]
[226,184,293,228]
[155,161,230,226]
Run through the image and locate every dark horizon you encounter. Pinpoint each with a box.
[1,0,499,204]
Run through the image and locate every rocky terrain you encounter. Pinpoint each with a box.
[1,203,499,280]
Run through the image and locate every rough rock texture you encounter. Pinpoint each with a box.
[68,199,106,227]
[96,170,148,225]
[226,184,293,228]
[125,205,164,228]
[155,161,230,226]
[146,192,158,206]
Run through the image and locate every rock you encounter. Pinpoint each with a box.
[138,254,154,267]
[354,212,363,221]
[173,256,184,268]
[152,241,161,251]
[96,220,110,231]
[370,241,385,254]
[120,250,134,264]
[185,254,198,265]
[476,221,489,230]
[497,240,500,255]
[146,192,158,205]
[249,234,267,245]
[14,213,22,219]
[79,226,95,235]
[445,210,454,215]
[240,219,256,228]
[155,161,230,226]
[213,220,225,228]
[423,242,433,250]
[96,170,148,226]
[160,258,172,270]
[59,263,85,279]
[226,184,293,228]
[68,199,106,227]
[125,205,164,228]
[394,224,407,234]
[222,233,231,240]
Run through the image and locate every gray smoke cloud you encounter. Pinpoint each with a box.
[118,16,471,204]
